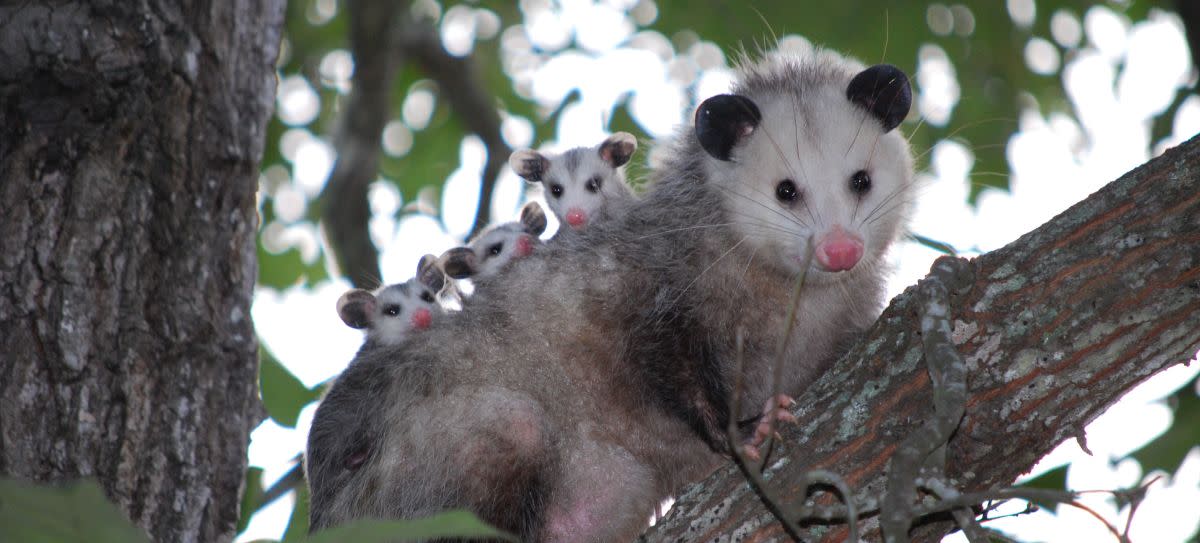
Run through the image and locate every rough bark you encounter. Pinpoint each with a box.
[0,3,284,543]
[642,135,1200,541]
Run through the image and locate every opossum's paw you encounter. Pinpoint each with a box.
[741,394,796,461]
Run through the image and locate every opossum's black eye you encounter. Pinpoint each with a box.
[775,180,799,204]
[585,176,602,193]
[420,291,435,303]
[487,243,503,257]
[850,170,871,194]
[549,183,564,198]
[383,304,401,317]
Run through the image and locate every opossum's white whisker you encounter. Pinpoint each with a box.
[633,223,742,240]
[666,236,750,309]
[712,184,811,229]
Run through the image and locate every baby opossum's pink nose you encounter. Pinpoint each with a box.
[515,234,535,257]
[815,229,864,272]
[411,308,432,330]
[565,208,587,228]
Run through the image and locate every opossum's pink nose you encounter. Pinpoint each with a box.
[411,308,432,330]
[515,234,534,257]
[815,229,864,272]
[565,208,587,228]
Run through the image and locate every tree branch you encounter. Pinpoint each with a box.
[319,0,409,289]
[643,135,1200,541]
[400,21,513,240]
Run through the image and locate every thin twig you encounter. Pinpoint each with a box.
[795,469,860,543]
[759,235,816,469]
[726,328,806,542]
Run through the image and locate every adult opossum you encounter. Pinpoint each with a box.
[307,48,915,541]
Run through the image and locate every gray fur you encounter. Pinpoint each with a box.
[308,48,915,541]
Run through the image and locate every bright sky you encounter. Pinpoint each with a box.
[240,3,1200,541]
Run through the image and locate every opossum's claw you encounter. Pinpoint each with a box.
[742,394,796,459]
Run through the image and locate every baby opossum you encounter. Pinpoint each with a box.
[307,49,915,541]
[336,254,446,348]
[440,201,547,282]
[509,132,638,232]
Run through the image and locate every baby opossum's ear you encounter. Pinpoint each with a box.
[337,289,377,329]
[416,253,446,293]
[509,150,551,182]
[519,202,548,236]
[598,132,637,167]
[695,94,761,161]
[846,64,911,132]
[440,247,478,279]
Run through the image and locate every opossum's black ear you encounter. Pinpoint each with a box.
[695,94,761,161]
[509,150,551,182]
[337,289,376,329]
[416,254,446,292]
[440,247,478,279]
[598,132,637,167]
[846,64,911,132]
[519,202,547,236]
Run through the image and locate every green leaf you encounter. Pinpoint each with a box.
[1017,464,1069,514]
[239,467,266,534]
[303,511,518,543]
[259,345,322,428]
[1126,375,1200,474]
[0,478,150,543]
[258,239,308,289]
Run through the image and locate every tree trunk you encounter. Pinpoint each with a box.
[643,136,1200,541]
[0,3,284,542]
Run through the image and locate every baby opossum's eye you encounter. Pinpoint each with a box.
[487,243,504,257]
[775,179,800,204]
[850,170,872,195]
[585,176,602,193]
[420,291,435,303]
[549,183,564,198]
[383,304,401,317]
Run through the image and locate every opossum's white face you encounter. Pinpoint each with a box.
[368,281,442,344]
[469,224,540,278]
[697,62,914,281]
[441,202,547,281]
[510,133,637,231]
[337,254,447,345]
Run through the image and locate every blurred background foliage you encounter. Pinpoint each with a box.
[247,0,1200,540]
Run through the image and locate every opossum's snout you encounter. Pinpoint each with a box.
[515,234,535,257]
[565,208,587,228]
[815,228,864,272]
[411,308,433,330]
